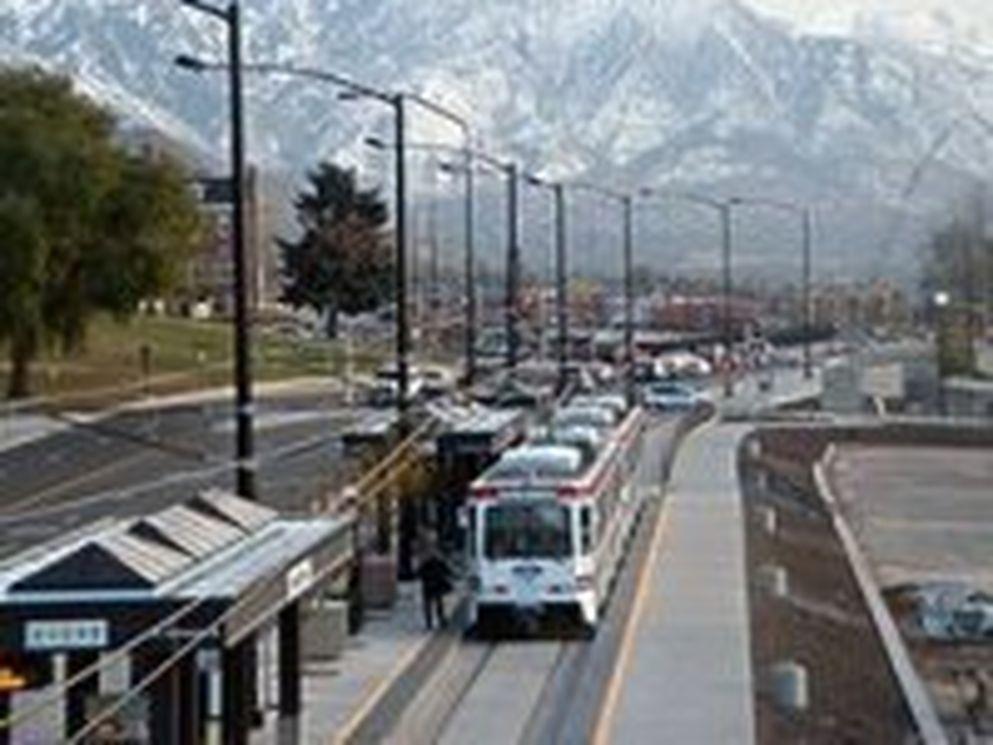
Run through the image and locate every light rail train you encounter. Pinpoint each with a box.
[464,395,649,636]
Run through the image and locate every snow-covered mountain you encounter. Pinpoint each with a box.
[3,0,993,281]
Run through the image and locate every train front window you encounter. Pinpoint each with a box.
[484,502,571,559]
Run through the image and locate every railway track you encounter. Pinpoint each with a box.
[386,638,571,745]
[340,411,710,745]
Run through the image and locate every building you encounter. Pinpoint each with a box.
[652,294,761,335]
[118,126,277,317]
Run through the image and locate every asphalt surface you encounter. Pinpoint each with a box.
[0,390,359,561]
[829,444,993,592]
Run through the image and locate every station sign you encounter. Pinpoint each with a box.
[24,619,109,651]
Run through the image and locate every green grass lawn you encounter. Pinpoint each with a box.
[0,314,388,405]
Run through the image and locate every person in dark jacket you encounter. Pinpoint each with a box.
[418,546,453,630]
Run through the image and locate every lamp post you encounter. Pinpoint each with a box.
[404,99,476,383]
[506,162,521,370]
[439,152,520,370]
[934,290,950,415]
[526,175,569,393]
[368,137,482,385]
[370,95,477,385]
[174,59,415,419]
[569,183,635,402]
[638,188,739,398]
[730,197,815,380]
[176,0,254,500]
[173,59,444,579]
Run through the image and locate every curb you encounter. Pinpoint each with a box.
[813,447,949,745]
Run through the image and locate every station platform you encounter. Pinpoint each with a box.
[251,580,435,744]
[600,423,756,744]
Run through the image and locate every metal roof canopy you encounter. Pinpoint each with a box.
[436,409,525,461]
[0,490,352,653]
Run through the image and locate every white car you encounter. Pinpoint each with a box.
[657,353,713,379]
[421,366,457,399]
[368,363,425,406]
[642,382,709,412]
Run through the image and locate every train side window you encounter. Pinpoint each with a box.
[580,506,594,554]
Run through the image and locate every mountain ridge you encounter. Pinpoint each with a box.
[4,0,993,282]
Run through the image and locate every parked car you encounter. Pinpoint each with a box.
[367,363,425,406]
[642,382,709,412]
[658,352,713,379]
[421,366,457,399]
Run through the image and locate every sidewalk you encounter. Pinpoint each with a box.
[602,423,756,744]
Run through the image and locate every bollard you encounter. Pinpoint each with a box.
[758,505,777,536]
[757,564,789,598]
[770,660,809,712]
[755,468,770,495]
[746,437,763,461]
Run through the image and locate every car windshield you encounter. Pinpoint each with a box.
[484,501,571,559]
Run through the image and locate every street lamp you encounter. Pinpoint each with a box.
[439,152,521,370]
[934,290,951,415]
[730,197,815,380]
[368,137,479,384]
[176,0,255,501]
[174,58,415,420]
[639,188,739,398]
[175,59,459,581]
[526,175,569,393]
[569,183,635,402]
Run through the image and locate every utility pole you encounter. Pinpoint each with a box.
[802,207,813,380]
[623,195,635,403]
[392,94,418,583]
[177,0,255,500]
[506,163,521,370]
[393,95,410,418]
[721,202,735,399]
[464,153,477,386]
[555,184,568,394]
[227,1,255,500]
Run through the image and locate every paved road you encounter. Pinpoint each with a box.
[0,389,359,561]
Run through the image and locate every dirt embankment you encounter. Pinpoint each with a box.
[742,427,916,744]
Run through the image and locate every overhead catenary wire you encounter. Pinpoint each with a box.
[0,595,209,734]
[64,551,355,744]
[0,415,436,735]
[0,418,354,526]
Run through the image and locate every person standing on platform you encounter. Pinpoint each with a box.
[418,544,453,630]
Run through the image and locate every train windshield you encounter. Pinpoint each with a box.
[484,501,572,559]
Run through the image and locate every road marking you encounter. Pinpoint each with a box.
[592,420,712,745]
[0,448,153,515]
